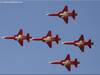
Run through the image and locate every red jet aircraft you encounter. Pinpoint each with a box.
[32,30,61,48]
[46,5,77,23]
[63,35,94,52]
[49,54,80,71]
[1,29,32,46]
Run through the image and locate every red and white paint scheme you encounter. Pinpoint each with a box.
[49,54,80,71]
[46,5,77,23]
[32,30,61,48]
[63,35,94,52]
[1,29,32,46]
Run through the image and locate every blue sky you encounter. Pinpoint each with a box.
[0,0,99,74]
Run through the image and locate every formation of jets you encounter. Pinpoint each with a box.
[0,4,94,72]
[0,29,93,71]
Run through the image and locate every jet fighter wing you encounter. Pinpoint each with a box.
[18,39,23,46]
[63,16,68,23]
[47,30,52,37]
[65,54,70,60]
[78,35,84,41]
[17,29,23,36]
[63,5,68,12]
[79,45,84,52]
[47,41,52,48]
[66,65,71,71]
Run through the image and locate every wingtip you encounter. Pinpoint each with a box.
[81,34,84,37]
[64,5,68,8]
[67,54,70,56]
[48,30,52,32]
[19,28,23,32]
[20,44,23,46]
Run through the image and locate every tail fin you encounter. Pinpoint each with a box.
[54,35,61,44]
[26,33,32,42]
[72,10,77,20]
[74,59,80,68]
[87,39,94,48]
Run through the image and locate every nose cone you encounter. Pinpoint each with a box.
[45,13,49,16]
[48,61,53,64]
[62,42,66,44]
[48,60,61,64]
[0,36,6,39]
[32,38,38,40]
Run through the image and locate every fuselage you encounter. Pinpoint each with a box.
[14,35,28,41]
[62,60,71,66]
[15,35,23,41]
[59,11,69,18]
[59,11,74,18]
[74,40,88,47]
[42,36,52,42]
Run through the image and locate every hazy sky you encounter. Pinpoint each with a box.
[0,0,99,74]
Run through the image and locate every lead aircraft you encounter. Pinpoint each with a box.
[1,29,32,46]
